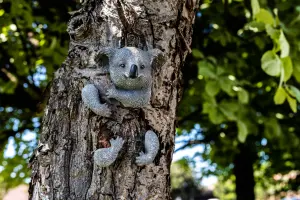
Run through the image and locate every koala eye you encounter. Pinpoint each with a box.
[140,65,145,69]
[119,64,125,68]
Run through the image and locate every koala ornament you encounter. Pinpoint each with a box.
[81,47,163,167]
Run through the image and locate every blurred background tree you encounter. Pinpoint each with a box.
[0,0,299,199]
[177,0,300,199]
[0,0,77,192]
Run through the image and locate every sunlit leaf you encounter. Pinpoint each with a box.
[238,88,249,104]
[279,30,290,58]
[274,87,287,105]
[281,57,293,82]
[255,9,274,25]
[286,85,300,103]
[251,0,260,17]
[261,51,281,76]
[287,95,297,113]
[293,62,300,82]
[265,24,280,40]
[0,9,5,17]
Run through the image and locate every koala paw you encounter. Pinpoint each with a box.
[106,87,116,99]
[94,136,124,167]
[91,103,111,117]
[102,103,112,117]
[136,152,154,166]
[110,136,124,152]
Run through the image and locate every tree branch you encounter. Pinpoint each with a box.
[175,139,204,153]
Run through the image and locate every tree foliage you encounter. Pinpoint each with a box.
[178,0,300,197]
[0,0,77,191]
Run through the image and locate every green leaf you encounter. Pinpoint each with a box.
[245,21,265,32]
[219,101,239,121]
[0,9,5,17]
[238,88,249,104]
[198,61,216,78]
[192,49,204,59]
[265,24,280,40]
[279,30,290,58]
[207,56,217,65]
[0,81,18,94]
[209,108,225,124]
[219,77,235,96]
[287,85,300,103]
[254,37,266,50]
[281,57,293,81]
[237,121,248,143]
[216,67,226,76]
[251,0,260,17]
[255,9,274,25]
[203,102,213,114]
[264,118,282,138]
[205,80,220,96]
[287,95,297,113]
[274,87,287,105]
[261,51,281,76]
[293,63,300,82]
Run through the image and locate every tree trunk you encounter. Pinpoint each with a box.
[233,143,256,200]
[29,0,197,199]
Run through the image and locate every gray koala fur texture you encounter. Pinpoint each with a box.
[81,47,164,167]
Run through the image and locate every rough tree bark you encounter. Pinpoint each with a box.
[29,0,198,199]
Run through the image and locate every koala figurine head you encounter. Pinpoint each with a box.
[93,47,165,90]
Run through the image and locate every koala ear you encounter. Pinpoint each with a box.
[148,49,166,68]
[89,47,116,67]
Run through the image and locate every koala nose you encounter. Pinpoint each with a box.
[129,64,138,79]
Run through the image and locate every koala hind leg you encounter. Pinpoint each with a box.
[81,84,111,117]
[136,130,159,166]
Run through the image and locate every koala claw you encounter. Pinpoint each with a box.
[136,152,153,166]
[106,88,115,99]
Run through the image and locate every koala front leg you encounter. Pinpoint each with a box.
[81,84,111,117]
[94,137,124,167]
[136,130,159,166]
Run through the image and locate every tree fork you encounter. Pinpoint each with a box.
[29,0,198,199]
